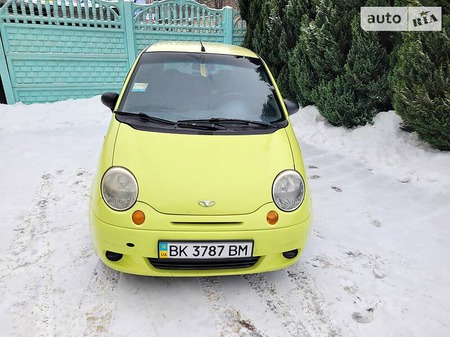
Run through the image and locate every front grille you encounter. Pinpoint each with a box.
[170,222,243,225]
[171,221,242,226]
[148,257,260,270]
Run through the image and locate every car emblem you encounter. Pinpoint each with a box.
[198,200,216,207]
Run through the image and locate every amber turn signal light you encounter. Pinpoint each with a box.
[132,210,145,225]
[266,210,279,225]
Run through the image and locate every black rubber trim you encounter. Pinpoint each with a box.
[148,257,260,270]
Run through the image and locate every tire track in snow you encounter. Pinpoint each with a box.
[242,273,312,337]
[0,173,56,337]
[55,169,120,336]
[78,261,121,336]
[286,262,342,337]
[200,277,268,337]
[0,169,120,337]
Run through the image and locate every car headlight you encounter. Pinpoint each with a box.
[272,170,305,212]
[101,167,138,211]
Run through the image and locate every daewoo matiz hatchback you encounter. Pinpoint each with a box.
[89,41,312,276]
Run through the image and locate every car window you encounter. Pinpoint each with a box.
[119,52,285,124]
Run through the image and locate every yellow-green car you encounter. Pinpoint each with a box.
[89,41,312,277]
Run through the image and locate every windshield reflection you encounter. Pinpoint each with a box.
[120,52,284,124]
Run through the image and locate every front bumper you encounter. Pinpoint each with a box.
[89,204,311,277]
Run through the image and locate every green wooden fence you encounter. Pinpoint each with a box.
[0,0,246,104]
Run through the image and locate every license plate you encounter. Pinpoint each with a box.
[158,241,253,259]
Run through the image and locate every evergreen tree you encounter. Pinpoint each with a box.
[277,0,315,101]
[290,0,363,106]
[251,0,288,79]
[392,16,450,150]
[314,18,392,127]
[238,0,288,80]
[239,0,449,149]
[291,0,397,126]
[238,0,262,49]
[238,0,314,100]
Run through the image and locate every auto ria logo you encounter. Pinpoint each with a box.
[361,7,442,31]
[198,200,216,207]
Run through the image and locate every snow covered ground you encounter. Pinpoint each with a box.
[0,97,449,337]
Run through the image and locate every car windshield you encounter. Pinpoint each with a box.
[119,52,285,124]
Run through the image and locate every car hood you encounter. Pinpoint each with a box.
[112,124,294,215]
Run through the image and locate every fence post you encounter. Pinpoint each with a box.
[223,6,233,45]
[122,0,137,68]
[0,34,15,104]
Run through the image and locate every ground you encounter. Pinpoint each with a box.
[0,97,449,336]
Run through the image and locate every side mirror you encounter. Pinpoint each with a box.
[101,92,119,112]
[284,99,299,115]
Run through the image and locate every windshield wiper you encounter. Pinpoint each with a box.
[180,118,277,129]
[176,120,228,131]
[115,113,274,131]
[117,112,227,130]
[116,111,176,125]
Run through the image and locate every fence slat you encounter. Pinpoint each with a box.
[0,0,246,104]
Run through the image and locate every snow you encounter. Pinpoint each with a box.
[0,97,449,337]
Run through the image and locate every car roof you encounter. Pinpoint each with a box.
[144,41,258,58]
